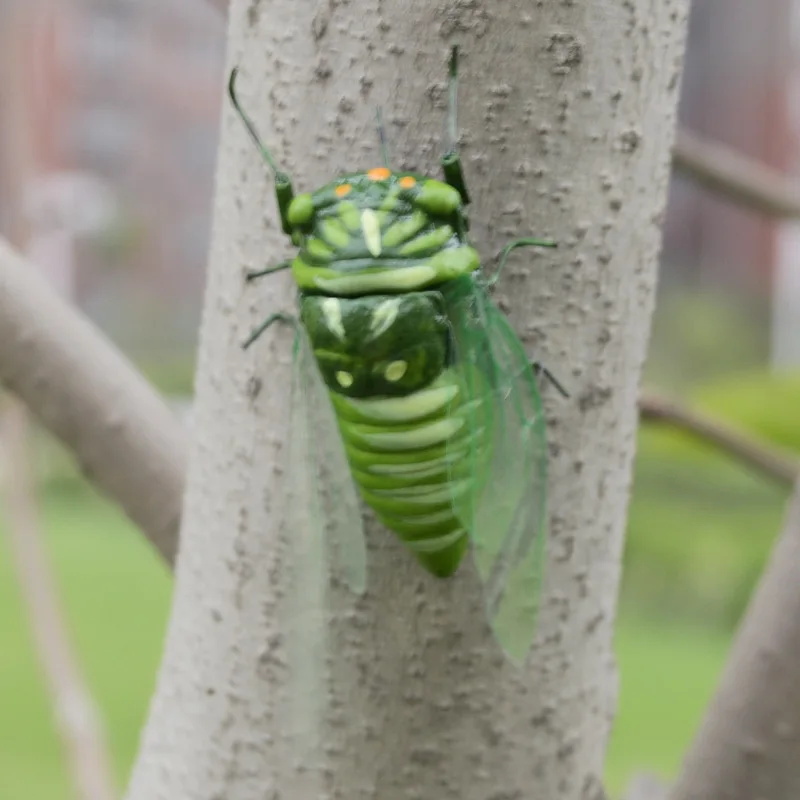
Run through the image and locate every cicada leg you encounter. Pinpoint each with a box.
[242,311,297,350]
[531,361,570,399]
[441,46,470,205]
[244,260,292,282]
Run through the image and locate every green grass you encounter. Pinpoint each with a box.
[0,486,732,799]
[606,616,730,795]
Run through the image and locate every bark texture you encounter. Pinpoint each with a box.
[127,1,689,798]
[0,238,187,565]
[668,481,800,800]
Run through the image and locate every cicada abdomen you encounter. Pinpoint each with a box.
[302,290,469,577]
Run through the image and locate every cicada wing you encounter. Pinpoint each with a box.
[282,324,367,763]
[443,277,549,666]
[290,325,368,595]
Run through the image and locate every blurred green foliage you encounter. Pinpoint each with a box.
[0,489,171,799]
[623,283,799,631]
[133,352,196,396]
[624,368,799,630]
[644,286,770,390]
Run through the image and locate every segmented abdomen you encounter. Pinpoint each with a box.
[329,370,473,577]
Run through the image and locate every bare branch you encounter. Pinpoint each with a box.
[639,391,799,487]
[673,129,800,219]
[1,400,119,800]
[0,237,186,566]
[626,774,669,800]
[668,479,800,800]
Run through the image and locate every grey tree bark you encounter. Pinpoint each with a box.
[126,2,689,798]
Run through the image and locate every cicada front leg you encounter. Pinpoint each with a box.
[244,260,292,282]
[241,261,297,349]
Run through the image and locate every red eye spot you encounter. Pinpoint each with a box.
[399,176,416,189]
[335,183,352,197]
[367,167,392,181]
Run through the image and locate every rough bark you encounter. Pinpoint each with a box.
[0,238,187,565]
[126,2,689,798]
[668,481,800,800]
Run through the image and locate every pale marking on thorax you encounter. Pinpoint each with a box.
[361,209,382,257]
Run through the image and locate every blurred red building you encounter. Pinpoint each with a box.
[3,0,225,354]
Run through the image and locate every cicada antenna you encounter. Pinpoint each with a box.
[228,67,295,234]
[375,107,390,168]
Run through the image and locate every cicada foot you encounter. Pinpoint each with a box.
[531,362,570,399]
[242,311,297,350]
[244,260,291,282]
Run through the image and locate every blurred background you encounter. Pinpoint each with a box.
[0,0,799,797]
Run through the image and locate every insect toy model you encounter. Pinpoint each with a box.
[230,47,567,668]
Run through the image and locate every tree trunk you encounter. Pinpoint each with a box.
[126,2,689,798]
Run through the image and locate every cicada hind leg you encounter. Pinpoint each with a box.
[240,260,297,350]
[531,362,570,399]
[242,311,298,351]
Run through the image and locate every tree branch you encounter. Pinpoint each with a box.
[626,774,669,800]
[667,478,800,800]
[0,237,186,567]
[639,390,799,487]
[672,129,800,219]
[1,400,119,800]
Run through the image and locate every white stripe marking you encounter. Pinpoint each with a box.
[369,298,401,339]
[406,529,466,553]
[362,209,382,257]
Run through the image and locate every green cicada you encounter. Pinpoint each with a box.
[231,47,567,673]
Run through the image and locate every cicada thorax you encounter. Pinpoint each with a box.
[292,167,485,576]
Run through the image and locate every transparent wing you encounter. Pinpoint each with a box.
[442,276,549,666]
[283,322,367,763]
[288,323,368,594]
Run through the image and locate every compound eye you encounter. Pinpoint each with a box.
[413,180,461,216]
[287,193,314,226]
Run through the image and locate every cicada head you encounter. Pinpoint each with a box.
[228,47,480,297]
